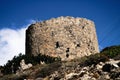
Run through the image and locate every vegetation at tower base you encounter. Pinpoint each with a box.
[101,45,120,58]
[1,53,61,75]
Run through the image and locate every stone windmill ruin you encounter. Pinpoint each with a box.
[25,16,99,60]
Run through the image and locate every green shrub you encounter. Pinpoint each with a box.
[1,53,61,75]
[101,45,120,58]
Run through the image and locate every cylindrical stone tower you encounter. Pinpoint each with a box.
[26,16,99,60]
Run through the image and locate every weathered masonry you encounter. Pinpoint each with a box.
[26,16,99,60]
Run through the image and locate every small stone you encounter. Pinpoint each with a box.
[65,72,78,80]
[104,75,110,79]
[96,64,103,70]
[80,74,91,80]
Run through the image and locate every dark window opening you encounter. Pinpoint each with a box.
[66,48,70,53]
[66,54,69,58]
[77,44,80,47]
[82,26,85,29]
[56,42,60,48]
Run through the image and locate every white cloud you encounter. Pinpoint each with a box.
[0,20,36,66]
[0,27,27,65]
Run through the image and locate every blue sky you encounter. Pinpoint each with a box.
[0,0,120,65]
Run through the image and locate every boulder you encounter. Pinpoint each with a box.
[20,59,32,70]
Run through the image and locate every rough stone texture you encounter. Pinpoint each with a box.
[26,16,99,60]
[42,59,120,80]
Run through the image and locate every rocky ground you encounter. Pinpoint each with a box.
[47,59,120,80]
[0,54,120,80]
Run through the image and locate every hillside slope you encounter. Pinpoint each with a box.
[0,45,120,80]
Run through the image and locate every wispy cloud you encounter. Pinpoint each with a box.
[0,21,35,66]
[27,19,36,23]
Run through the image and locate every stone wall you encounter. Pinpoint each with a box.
[26,16,99,60]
